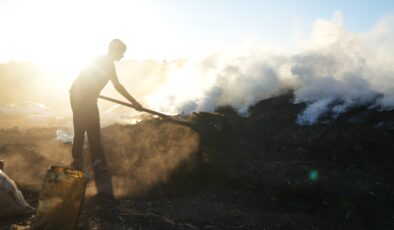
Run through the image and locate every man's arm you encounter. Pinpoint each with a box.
[111,77,143,111]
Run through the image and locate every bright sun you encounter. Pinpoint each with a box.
[0,0,195,94]
[0,0,151,80]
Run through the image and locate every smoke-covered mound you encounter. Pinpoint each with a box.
[2,94,394,229]
[97,94,394,228]
[214,93,394,180]
[210,93,394,229]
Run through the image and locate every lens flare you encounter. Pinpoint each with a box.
[308,169,319,181]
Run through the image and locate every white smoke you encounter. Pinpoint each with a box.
[291,12,394,125]
[144,11,394,125]
[294,75,378,125]
[2,12,393,127]
[146,48,290,116]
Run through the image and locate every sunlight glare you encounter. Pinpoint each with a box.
[0,0,149,80]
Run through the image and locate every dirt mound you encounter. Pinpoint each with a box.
[1,94,394,229]
[213,94,394,229]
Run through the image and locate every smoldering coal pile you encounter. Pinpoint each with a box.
[1,94,394,229]
[213,94,394,229]
[94,95,394,229]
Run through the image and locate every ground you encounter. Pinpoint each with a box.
[1,94,394,230]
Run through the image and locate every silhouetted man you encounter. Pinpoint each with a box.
[69,39,142,198]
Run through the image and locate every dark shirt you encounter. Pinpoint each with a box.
[70,56,116,101]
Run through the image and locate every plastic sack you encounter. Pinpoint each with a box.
[31,165,89,230]
[0,170,35,218]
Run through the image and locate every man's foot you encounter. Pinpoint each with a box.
[96,192,115,201]
[70,160,83,170]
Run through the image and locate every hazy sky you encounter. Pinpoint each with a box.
[1,0,394,123]
[0,0,393,63]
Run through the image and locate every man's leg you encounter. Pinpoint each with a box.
[70,96,85,170]
[86,105,114,198]
[71,126,85,170]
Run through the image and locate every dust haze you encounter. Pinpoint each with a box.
[101,122,200,197]
[0,121,200,198]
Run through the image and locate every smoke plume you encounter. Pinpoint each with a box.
[1,12,394,126]
[145,12,394,125]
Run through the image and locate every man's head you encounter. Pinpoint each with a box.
[108,39,127,61]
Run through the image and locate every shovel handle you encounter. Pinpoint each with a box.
[98,95,173,120]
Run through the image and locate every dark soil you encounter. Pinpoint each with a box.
[1,94,394,230]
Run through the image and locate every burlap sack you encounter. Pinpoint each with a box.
[0,170,34,218]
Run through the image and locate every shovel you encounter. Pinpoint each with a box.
[98,95,191,126]
[98,95,229,146]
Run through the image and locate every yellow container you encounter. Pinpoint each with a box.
[31,165,89,230]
